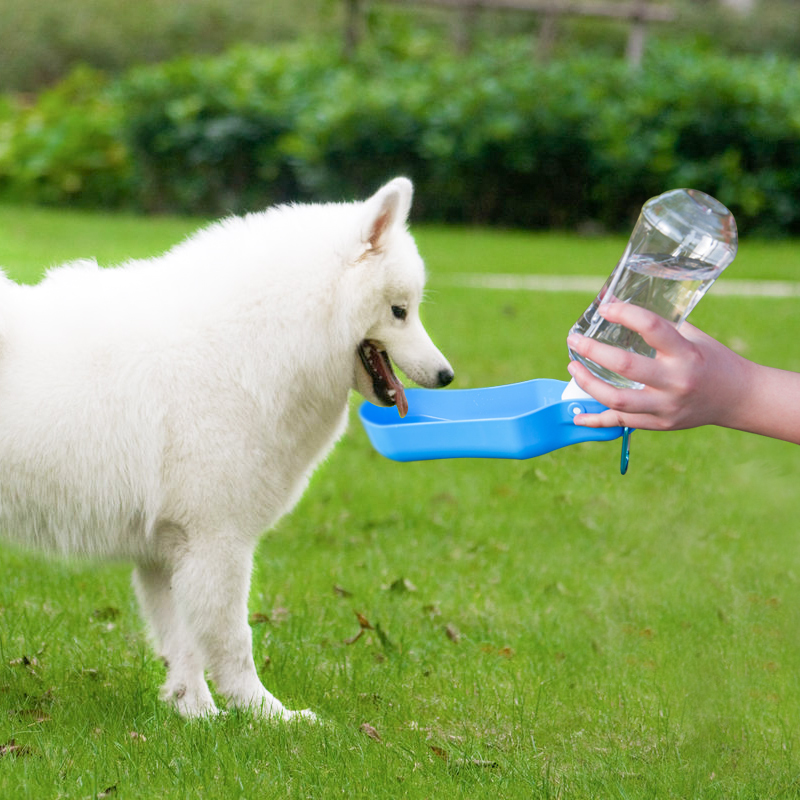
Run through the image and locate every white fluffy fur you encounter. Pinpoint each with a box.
[0,178,452,720]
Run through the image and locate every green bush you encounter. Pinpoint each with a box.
[1,39,800,234]
[592,46,800,234]
[0,67,132,208]
[120,49,305,213]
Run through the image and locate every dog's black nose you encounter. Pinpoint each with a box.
[437,368,454,387]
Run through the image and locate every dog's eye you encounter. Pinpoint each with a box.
[391,305,407,321]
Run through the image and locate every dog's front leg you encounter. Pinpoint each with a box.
[133,564,218,718]
[171,534,316,722]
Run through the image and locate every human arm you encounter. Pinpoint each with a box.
[565,302,800,444]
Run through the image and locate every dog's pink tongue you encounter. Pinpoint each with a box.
[391,373,408,418]
[376,349,407,418]
[363,343,408,417]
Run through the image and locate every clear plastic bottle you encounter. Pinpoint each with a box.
[567,188,738,389]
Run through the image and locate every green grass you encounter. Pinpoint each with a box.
[1,205,800,797]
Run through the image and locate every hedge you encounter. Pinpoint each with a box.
[1,38,799,234]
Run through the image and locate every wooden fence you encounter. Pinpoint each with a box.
[343,0,677,66]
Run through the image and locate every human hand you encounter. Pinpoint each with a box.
[565,303,752,432]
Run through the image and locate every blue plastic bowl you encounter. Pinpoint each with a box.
[359,378,623,462]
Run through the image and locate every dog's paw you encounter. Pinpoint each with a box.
[178,697,220,719]
[162,682,219,719]
[284,707,317,723]
[261,703,317,723]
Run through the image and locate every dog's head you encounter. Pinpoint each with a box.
[349,178,453,416]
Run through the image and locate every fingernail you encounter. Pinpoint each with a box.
[567,333,581,348]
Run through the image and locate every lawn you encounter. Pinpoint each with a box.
[0,204,799,798]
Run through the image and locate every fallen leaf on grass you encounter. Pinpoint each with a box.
[97,787,117,798]
[9,642,47,678]
[480,645,515,659]
[388,577,417,594]
[430,745,449,761]
[343,613,397,653]
[9,654,40,677]
[360,722,381,742]
[9,655,38,668]
[129,731,147,742]
[344,611,375,645]
[92,607,120,622]
[445,624,461,643]
[355,612,374,630]
[11,702,52,724]
[333,585,353,598]
[0,740,31,758]
[248,612,270,625]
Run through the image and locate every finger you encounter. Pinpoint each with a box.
[567,333,658,388]
[571,407,628,429]
[566,360,654,416]
[567,362,671,431]
[597,303,691,359]
[573,408,666,432]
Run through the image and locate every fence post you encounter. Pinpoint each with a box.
[454,2,480,53]
[625,3,647,68]
[537,12,558,62]
[344,0,362,59]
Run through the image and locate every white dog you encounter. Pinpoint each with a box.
[0,178,453,720]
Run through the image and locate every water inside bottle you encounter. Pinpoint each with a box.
[568,253,724,389]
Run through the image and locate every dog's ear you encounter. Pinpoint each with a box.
[361,177,413,254]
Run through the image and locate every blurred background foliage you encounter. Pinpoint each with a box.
[0,0,798,91]
[0,0,331,92]
[0,0,798,233]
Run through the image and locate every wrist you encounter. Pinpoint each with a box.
[717,353,760,433]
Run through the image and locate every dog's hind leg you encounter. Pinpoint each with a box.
[170,534,316,722]
[133,564,218,718]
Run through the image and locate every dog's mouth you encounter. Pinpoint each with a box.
[358,340,408,417]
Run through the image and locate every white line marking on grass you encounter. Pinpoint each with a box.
[442,274,800,298]
[713,280,800,298]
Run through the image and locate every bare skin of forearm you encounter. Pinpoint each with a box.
[726,361,800,444]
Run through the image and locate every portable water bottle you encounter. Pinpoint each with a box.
[566,189,738,390]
